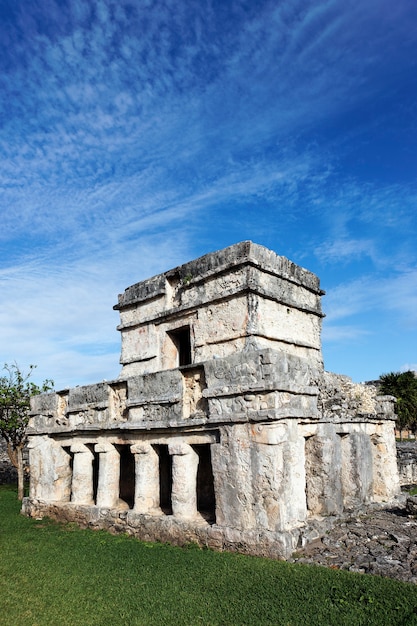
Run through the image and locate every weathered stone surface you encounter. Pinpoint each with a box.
[24,242,401,559]
[406,496,417,516]
[291,497,417,584]
[397,441,417,486]
[114,241,325,378]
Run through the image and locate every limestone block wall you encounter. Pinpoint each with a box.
[115,241,325,378]
[397,442,417,485]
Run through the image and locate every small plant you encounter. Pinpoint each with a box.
[182,274,193,285]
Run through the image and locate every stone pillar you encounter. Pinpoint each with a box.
[27,438,40,500]
[169,442,199,519]
[131,443,160,514]
[210,424,255,530]
[95,442,120,508]
[340,431,373,509]
[27,436,53,500]
[253,422,308,531]
[71,443,95,505]
[28,436,72,502]
[281,435,308,530]
[305,433,343,516]
[371,423,400,500]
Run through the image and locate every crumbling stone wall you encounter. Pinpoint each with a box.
[397,441,417,485]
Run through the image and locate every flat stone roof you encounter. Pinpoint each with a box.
[114,241,323,310]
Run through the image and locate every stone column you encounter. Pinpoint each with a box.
[27,436,52,500]
[169,442,199,519]
[28,436,72,502]
[71,443,95,505]
[131,443,160,514]
[95,442,120,508]
[305,433,343,516]
[371,423,400,500]
[340,431,373,508]
[280,435,308,530]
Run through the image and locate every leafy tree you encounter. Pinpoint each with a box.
[0,363,53,500]
[378,371,417,439]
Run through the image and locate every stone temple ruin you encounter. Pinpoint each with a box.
[23,242,400,558]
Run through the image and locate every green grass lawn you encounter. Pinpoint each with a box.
[1,485,417,625]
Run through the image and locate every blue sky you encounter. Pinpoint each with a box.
[1,0,416,389]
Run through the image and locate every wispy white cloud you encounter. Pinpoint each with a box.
[312,181,417,272]
[322,324,370,342]
[323,267,417,333]
[1,0,416,386]
[315,238,377,264]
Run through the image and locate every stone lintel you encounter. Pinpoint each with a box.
[66,402,109,414]
[204,384,318,399]
[208,409,318,423]
[27,408,321,436]
[320,413,397,425]
[126,397,181,408]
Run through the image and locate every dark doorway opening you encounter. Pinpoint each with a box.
[86,444,99,504]
[193,444,216,523]
[62,446,74,503]
[168,326,192,366]
[116,444,135,509]
[154,444,172,514]
[62,446,74,475]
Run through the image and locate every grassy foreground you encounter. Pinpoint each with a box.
[1,485,417,625]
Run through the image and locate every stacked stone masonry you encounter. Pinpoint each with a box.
[23,242,400,558]
[397,442,417,486]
